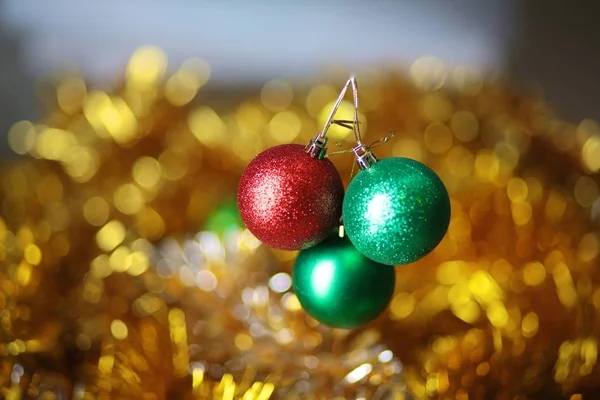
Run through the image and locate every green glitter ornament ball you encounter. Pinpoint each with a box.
[342,157,451,266]
[292,233,396,329]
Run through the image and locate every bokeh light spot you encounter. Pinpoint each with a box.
[127,46,167,88]
[110,319,128,340]
[261,79,293,112]
[269,111,302,142]
[269,273,292,293]
[390,293,416,319]
[84,196,110,227]
[523,262,546,286]
[450,111,479,142]
[132,157,162,189]
[188,107,226,147]
[96,220,126,252]
[424,123,453,154]
[421,93,453,122]
[410,57,447,91]
[8,121,37,155]
[306,85,337,117]
[24,244,42,266]
[393,138,423,162]
[114,184,144,215]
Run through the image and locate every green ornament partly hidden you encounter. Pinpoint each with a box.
[205,199,244,237]
[343,157,451,266]
[292,232,396,329]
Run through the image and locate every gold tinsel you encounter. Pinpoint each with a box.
[1,45,600,399]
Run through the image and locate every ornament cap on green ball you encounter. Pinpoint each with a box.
[292,231,396,329]
[343,156,451,266]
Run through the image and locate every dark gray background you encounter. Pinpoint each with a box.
[0,0,598,158]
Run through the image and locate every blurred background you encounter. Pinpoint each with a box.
[1,0,599,155]
[2,1,600,399]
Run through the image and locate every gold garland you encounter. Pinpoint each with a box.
[1,46,600,399]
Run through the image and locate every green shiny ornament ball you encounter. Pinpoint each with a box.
[292,233,396,329]
[342,157,451,266]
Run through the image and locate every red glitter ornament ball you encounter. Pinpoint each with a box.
[237,144,344,250]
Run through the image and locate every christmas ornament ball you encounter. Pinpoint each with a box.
[237,144,344,250]
[343,157,451,265]
[292,232,396,329]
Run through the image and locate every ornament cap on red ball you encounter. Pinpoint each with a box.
[237,144,344,250]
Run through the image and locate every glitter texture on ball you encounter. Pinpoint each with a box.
[343,157,451,265]
[237,144,344,250]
